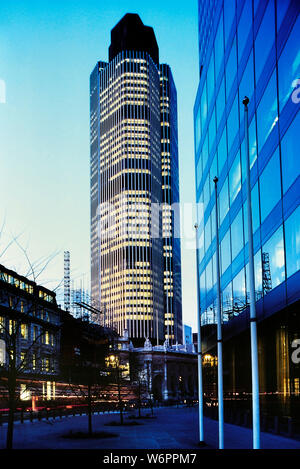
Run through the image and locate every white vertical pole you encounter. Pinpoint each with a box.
[243,96,260,449]
[194,223,205,445]
[213,176,224,449]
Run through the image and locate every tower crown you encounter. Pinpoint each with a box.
[109,13,159,66]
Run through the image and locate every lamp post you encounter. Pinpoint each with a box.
[243,96,260,449]
[213,176,224,449]
[194,222,205,446]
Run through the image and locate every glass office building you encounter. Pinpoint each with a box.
[90,14,182,344]
[194,0,299,325]
[194,0,300,411]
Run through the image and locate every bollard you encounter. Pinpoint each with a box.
[30,410,33,422]
[20,409,24,424]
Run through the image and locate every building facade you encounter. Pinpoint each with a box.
[0,264,61,401]
[194,0,300,416]
[90,14,182,344]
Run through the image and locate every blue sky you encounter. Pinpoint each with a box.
[0,0,199,330]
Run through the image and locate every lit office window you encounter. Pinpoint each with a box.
[259,148,281,222]
[255,0,275,82]
[281,109,300,193]
[285,205,300,278]
[257,70,278,152]
[262,225,285,291]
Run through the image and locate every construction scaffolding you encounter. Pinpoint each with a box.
[64,251,70,312]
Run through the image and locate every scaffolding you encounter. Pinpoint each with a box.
[64,251,70,312]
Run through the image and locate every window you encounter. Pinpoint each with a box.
[20,324,28,340]
[203,176,210,212]
[262,225,285,291]
[281,110,300,193]
[243,182,260,241]
[260,149,281,222]
[226,37,237,100]
[246,249,263,301]
[216,78,226,129]
[239,51,254,104]
[217,127,227,174]
[202,135,209,172]
[196,155,203,189]
[223,0,235,45]
[249,115,257,168]
[255,0,275,82]
[205,217,212,251]
[229,152,241,205]
[219,177,229,224]
[208,109,216,153]
[257,71,278,152]
[206,259,213,292]
[278,14,300,111]
[227,96,239,152]
[277,0,290,31]
[221,229,231,274]
[201,83,208,133]
[222,282,233,320]
[232,268,246,315]
[195,107,201,153]
[207,54,215,110]
[285,205,300,278]
[238,0,252,61]
[200,269,206,302]
[214,15,224,80]
[231,209,244,260]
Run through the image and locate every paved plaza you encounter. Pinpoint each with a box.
[0,406,299,450]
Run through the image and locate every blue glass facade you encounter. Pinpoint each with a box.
[194,0,300,326]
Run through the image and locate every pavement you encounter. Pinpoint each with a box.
[0,406,299,449]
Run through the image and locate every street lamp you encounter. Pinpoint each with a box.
[194,222,205,446]
[243,96,260,449]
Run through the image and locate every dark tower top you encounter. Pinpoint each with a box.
[109,13,159,66]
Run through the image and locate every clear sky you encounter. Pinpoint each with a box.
[0,0,199,331]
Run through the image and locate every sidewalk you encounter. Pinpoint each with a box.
[0,406,299,449]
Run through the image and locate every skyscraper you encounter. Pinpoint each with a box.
[90,14,182,344]
[194,0,299,415]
